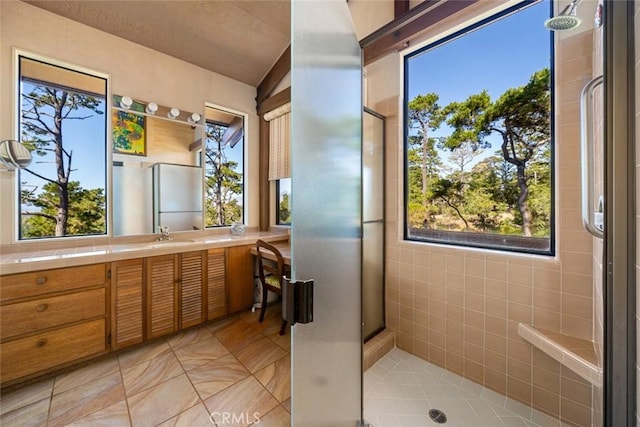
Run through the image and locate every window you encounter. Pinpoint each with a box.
[403,1,553,255]
[277,178,291,225]
[18,56,107,240]
[204,106,244,227]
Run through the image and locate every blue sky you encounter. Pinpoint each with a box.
[406,0,551,168]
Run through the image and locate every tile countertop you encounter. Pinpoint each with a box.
[0,231,289,276]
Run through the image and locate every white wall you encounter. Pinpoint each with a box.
[0,1,260,244]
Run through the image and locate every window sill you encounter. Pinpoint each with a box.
[518,323,602,388]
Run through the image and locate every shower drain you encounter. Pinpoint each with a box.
[428,408,448,424]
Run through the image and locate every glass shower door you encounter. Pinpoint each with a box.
[290,0,363,425]
[363,108,385,340]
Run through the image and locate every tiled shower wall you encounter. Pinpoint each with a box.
[365,25,596,426]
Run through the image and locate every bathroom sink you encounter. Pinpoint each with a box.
[144,239,195,249]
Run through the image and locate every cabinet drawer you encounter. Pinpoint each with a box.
[1,319,106,384]
[0,264,106,302]
[1,288,106,340]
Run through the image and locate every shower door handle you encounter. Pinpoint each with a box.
[282,277,314,325]
[580,75,604,239]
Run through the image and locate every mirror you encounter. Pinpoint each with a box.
[112,96,203,236]
[112,98,246,237]
[0,139,32,169]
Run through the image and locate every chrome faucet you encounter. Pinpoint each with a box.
[157,226,173,241]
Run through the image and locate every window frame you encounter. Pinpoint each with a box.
[15,50,110,241]
[402,0,556,256]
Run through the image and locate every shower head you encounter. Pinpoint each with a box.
[544,0,582,31]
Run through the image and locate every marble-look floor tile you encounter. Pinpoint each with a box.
[281,398,291,414]
[264,328,291,352]
[0,397,49,427]
[65,399,131,427]
[187,354,250,400]
[167,326,213,351]
[0,377,53,415]
[122,351,184,396]
[48,371,125,427]
[213,319,263,354]
[54,356,120,395]
[118,340,172,369]
[157,403,213,427]
[204,376,279,427]
[256,314,288,338]
[255,405,290,427]
[234,337,287,374]
[206,317,237,335]
[173,337,229,371]
[128,374,200,427]
[254,355,291,403]
[242,306,283,334]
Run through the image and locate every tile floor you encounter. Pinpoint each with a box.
[363,348,570,427]
[2,310,572,427]
[0,308,291,427]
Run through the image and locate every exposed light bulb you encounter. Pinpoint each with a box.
[120,96,133,110]
[187,113,201,124]
[145,102,158,115]
[167,107,180,119]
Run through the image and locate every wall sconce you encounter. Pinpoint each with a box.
[120,95,133,110]
[167,107,180,120]
[145,102,158,115]
[187,113,201,125]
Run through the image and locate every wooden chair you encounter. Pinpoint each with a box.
[256,239,288,335]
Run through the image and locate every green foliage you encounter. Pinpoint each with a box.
[279,193,291,224]
[21,181,105,238]
[406,68,552,241]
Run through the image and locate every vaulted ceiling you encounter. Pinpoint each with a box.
[23,0,291,87]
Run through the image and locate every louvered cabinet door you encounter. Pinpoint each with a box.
[179,251,206,329]
[146,255,178,339]
[111,259,144,350]
[207,248,227,320]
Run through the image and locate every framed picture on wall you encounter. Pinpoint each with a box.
[112,110,146,156]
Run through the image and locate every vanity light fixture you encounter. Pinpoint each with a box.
[120,95,133,110]
[167,107,180,119]
[187,113,201,125]
[145,102,158,115]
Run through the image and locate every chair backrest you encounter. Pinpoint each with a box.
[256,239,285,289]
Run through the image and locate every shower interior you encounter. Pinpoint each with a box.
[362,0,605,426]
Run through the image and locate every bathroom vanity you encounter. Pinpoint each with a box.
[0,232,287,387]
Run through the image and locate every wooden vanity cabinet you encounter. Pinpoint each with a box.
[0,264,108,385]
[179,251,207,329]
[0,241,259,386]
[146,251,212,339]
[146,254,179,339]
[111,259,145,350]
[207,248,227,321]
[226,244,254,313]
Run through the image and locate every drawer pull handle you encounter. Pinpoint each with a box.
[36,277,47,285]
[36,304,48,312]
[36,338,48,348]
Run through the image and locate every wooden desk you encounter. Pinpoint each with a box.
[249,240,291,265]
